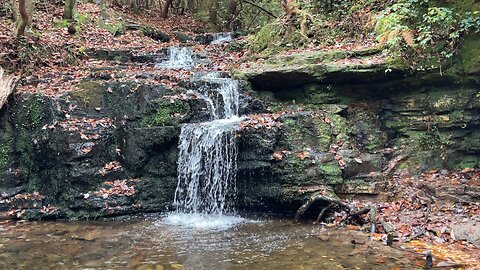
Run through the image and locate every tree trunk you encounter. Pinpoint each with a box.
[11,0,18,20]
[161,0,174,18]
[16,0,29,37]
[0,67,17,110]
[63,0,77,20]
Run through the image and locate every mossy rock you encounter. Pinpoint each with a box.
[142,25,170,42]
[71,81,104,109]
[0,113,13,172]
[251,22,283,53]
[279,114,333,152]
[140,99,190,127]
[456,34,480,75]
[316,162,343,185]
[455,155,479,169]
[10,94,54,191]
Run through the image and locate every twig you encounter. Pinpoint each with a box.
[241,0,276,18]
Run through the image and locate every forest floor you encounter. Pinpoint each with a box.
[1,2,480,269]
[0,1,244,96]
[337,169,480,268]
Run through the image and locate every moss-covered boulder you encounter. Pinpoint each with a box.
[235,47,408,91]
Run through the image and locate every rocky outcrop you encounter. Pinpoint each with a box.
[1,47,479,220]
[233,48,480,211]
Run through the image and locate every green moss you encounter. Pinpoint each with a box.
[456,155,479,169]
[458,132,480,152]
[13,94,52,191]
[317,162,342,184]
[71,81,104,108]
[0,137,13,171]
[278,155,314,184]
[140,99,189,127]
[280,116,332,151]
[455,34,480,75]
[0,114,13,171]
[251,23,283,53]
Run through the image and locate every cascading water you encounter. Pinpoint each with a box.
[155,47,195,70]
[210,33,233,45]
[161,50,244,229]
[174,74,241,214]
[174,118,240,214]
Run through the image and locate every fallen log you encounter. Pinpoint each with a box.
[0,67,17,110]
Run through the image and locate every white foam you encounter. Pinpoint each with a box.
[211,33,233,45]
[162,213,246,230]
[155,47,195,70]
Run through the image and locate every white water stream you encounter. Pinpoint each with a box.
[155,47,195,70]
[211,33,233,45]
[159,48,244,229]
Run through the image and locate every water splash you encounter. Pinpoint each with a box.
[163,213,246,230]
[211,33,233,45]
[156,47,195,69]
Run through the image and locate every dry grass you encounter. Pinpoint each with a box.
[0,67,16,109]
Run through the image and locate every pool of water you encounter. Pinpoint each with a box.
[0,214,423,269]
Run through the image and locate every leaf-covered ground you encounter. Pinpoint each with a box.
[0,1,243,96]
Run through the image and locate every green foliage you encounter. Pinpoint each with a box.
[96,19,125,36]
[76,13,92,25]
[376,0,480,68]
[194,0,282,31]
[53,18,70,29]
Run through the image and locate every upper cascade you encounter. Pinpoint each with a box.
[155,47,195,70]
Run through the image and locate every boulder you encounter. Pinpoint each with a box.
[452,221,480,247]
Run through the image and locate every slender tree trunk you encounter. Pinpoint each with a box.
[161,0,174,18]
[206,0,220,29]
[63,0,77,20]
[11,0,18,20]
[16,0,29,37]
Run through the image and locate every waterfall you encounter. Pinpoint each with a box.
[173,73,242,216]
[174,118,240,214]
[155,47,195,70]
[211,33,233,45]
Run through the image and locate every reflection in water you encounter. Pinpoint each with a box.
[0,215,422,269]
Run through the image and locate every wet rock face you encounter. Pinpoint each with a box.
[234,63,480,211]
[0,79,185,219]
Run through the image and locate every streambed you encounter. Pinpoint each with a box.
[0,215,423,270]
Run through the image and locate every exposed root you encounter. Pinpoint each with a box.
[294,192,349,222]
[314,203,333,224]
[295,193,385,239]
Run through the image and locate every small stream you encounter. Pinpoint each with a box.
[0,215,422,269]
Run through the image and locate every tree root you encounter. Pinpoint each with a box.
[314,203,333,224]
[294,192,349,222]
[295,192,397,241]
